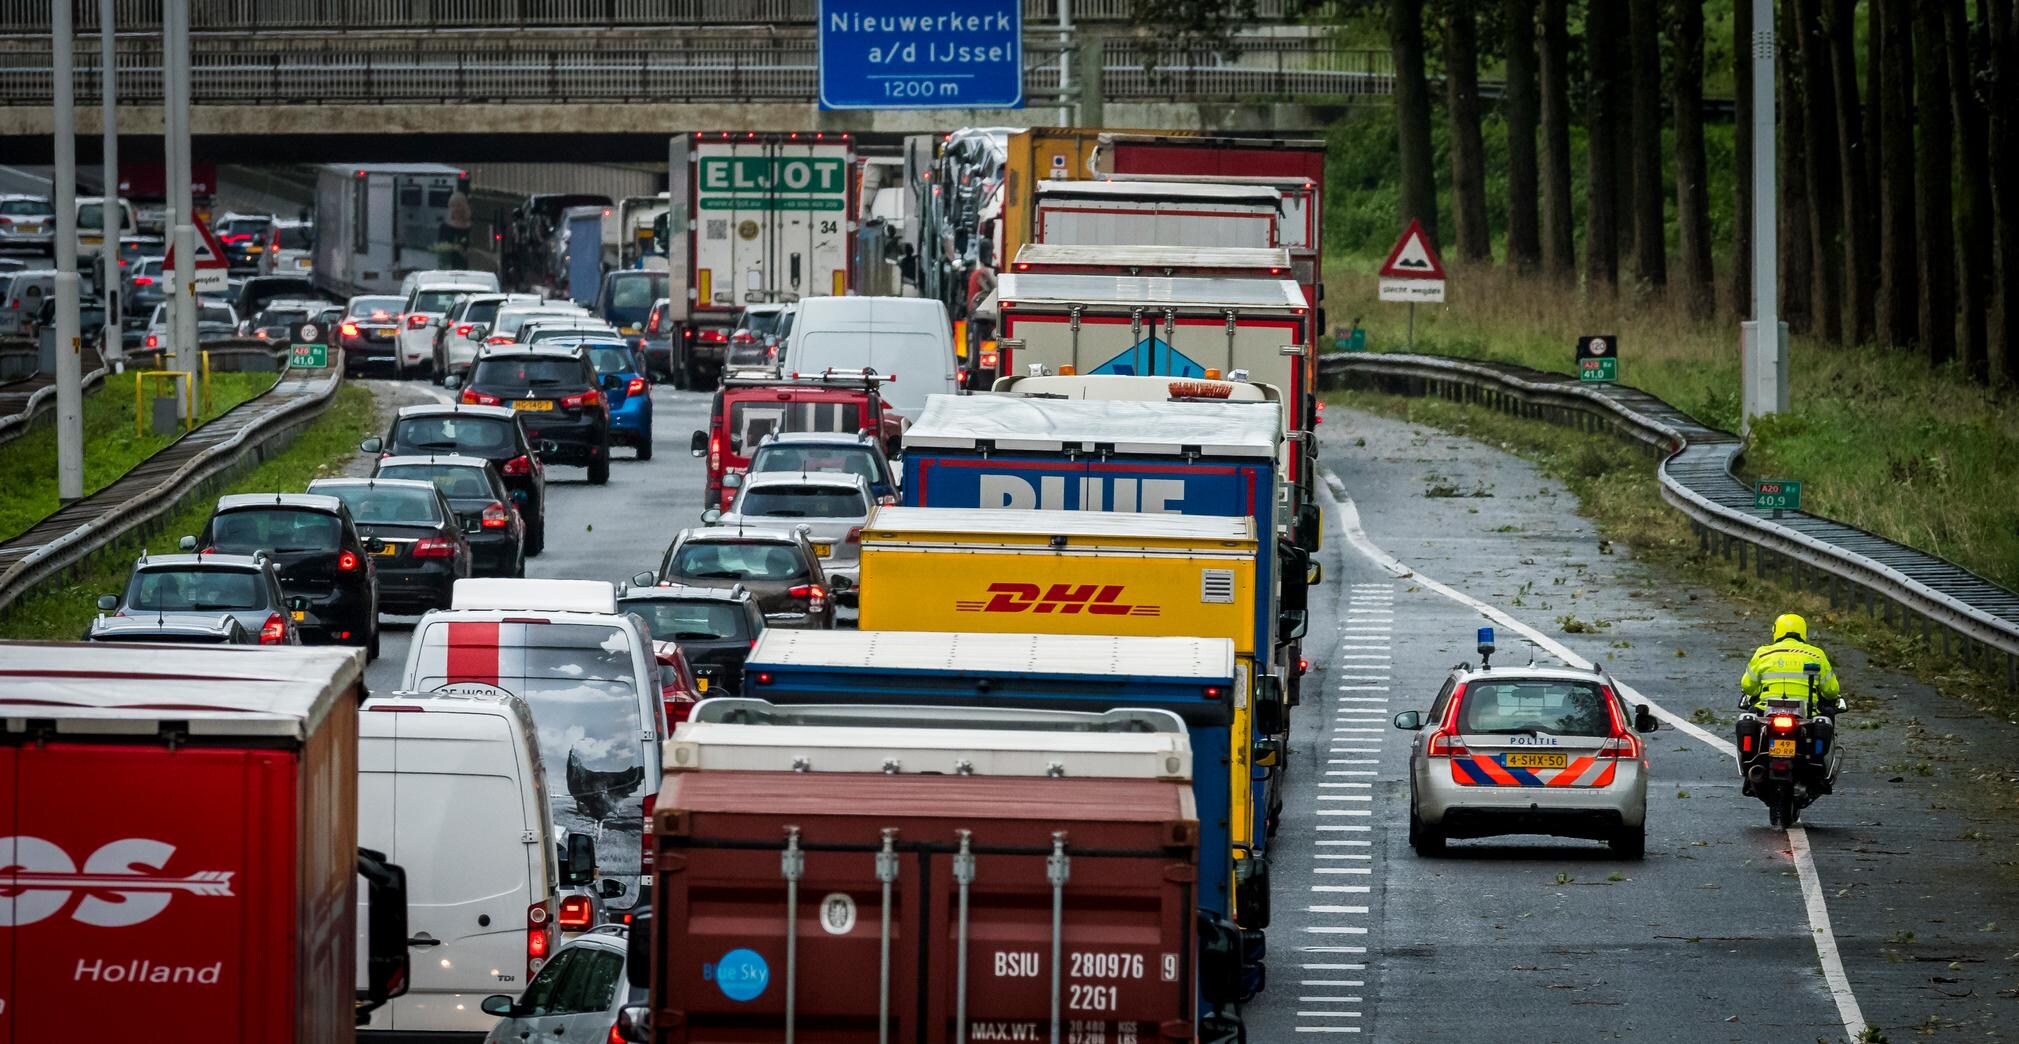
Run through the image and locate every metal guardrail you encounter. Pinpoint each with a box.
[0,353,341,619]
[0,36,1392,106]
[1322,352,2019,692]
[0,364,109,446]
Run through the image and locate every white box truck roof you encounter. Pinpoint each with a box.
[0,640,359,736]
[749,628,1235,680]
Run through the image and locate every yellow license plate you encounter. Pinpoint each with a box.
[295,257,312,268]
[81,234,102,245]
[512,399,554,411]
[1503,752,1567,769]
[814,543,832,557]
[696,676,709,693]
[374,545,399,556]
[17,224,41,234]
[620,326,640,335]
[290,610,305,621]
[1768,738,1797,756]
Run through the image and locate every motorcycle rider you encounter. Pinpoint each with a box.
[1736,613,1845,793]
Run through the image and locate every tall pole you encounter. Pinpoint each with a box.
[166,0,194,409]
[100,0,121,371]
[52,0,85,502]
[1056,0,1072,128]
[1743,0,1779,429]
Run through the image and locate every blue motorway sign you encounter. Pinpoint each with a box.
[817,0,1024,110]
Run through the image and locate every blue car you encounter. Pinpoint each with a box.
[564,338,655,461]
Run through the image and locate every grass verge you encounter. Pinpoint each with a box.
[0,370,273,542]
[1328,387,2015,721]
[0,381,379,642]
[1323,262,2019,596]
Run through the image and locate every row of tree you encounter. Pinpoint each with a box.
[1383,0,2019,388]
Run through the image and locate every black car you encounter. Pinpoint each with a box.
[308,477,470,613]
[233,275,328,325]
[655,526,834,630]
[363,403,547,555]
[371,454,526,578]
[340,294,405,375]
[593,269,668,347]
[617,582,767,697]
[455,346,611,485]
[188,493,379,658]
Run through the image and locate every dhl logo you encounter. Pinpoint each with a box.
[955,583,1161,616]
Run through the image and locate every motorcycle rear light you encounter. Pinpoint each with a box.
[407,314,428,328]
[556,896,595,931]
[411,536,456,558]
[502,454,531,476]
[1741,734,1754,753]
[626,377,648,396]
[462,389,503,405]
[560,389,602,409]
[481,502,511,528]
[1770,714,1796,730]
[456,323,474,336]
[339,321,359,337]
[259,613,286,644]
[338,549,361,572]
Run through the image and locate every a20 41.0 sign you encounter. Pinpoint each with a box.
[817,0,1024,110]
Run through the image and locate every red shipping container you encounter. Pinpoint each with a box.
[648,771,1200,1043]
[0,641,365,1044]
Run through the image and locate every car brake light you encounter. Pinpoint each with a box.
[370,310,391,321]
[463,389,502,406]
[456,323,474,336]
[481,502,511,528]
[877,494,897,506]
[1770,714,1796,730]
[626,377,648,396]
[407,314,428,328]
[608,1024,625,1044]
[502,454,531,476]
[556,895,595,931]
[560,389,602,409]
[647,311,662,334]
[1598,686,1644,758]
[411,536,456,558]
[731,329,755,342]
[145,334,158,348]
[259,613,286,644]
[486,335,513,344]
[339,321,359,337]
[1424,681,1468,756]
[526,901,552,976]
[844,526,861,544]
[979,350,998,369]
[788,583,826,611]
[698,328,728,343]
[131,276,154,287]
[337,549,361,572]
[708,432,721,473]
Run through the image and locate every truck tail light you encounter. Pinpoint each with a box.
[463,389,503,405]
[259,613,286,644]
[411,536,456,558]
[502,454,532,476]
[481,502,511,529]
[640,793,658,872]
[626,377,648,396]
[788,584,826,611]
[979,350,998,369]
[556,895,595,931]
[338,549,361,572]
[560,389,602,409]
[697,328,728,343]
[526,901,552,976]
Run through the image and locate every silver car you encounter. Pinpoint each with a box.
[95,551,300,645]
[481,923,641,1044]
[706,470,870,588]
[0,194,54,252]
[1393,660,1656,858]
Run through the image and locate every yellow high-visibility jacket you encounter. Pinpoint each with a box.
[1740,638,1841,712]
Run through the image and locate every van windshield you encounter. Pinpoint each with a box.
[793,329,946,412]
[727,400,862,455]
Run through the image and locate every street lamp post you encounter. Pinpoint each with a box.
[1741,0,1784,432]
[52,0,84,502]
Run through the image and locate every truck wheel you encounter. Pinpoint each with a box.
[588,452,611,486]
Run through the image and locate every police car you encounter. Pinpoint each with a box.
[1392,629,1657,858]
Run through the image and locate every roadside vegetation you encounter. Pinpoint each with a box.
[0,370,272,543]
[0,382,377,641]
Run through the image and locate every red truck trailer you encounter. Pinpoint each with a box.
[0,641,409,1044]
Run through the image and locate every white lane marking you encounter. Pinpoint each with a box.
[1311,885,1371,893]
[1300,946,1367,953]
[1307,905,1370,914]
[1337,685,1391,691]
[1291,1027,1362,1034]
[1328,759,1379,764]
[1318,782,1374,788]
[1340,654,1393,660]
[1317,840,1372,846]
[1314,866,1373,874]
[1301,963,1367,970]
[1314,825,1371,831]
[415,384,457,405]
[1314,810,1373,817]
[1304,926,1370,935]
[1320,470,1868,1042]
[1302,981,1366,988]
[1298,997,1364,1004]
[1327,770,1378,776]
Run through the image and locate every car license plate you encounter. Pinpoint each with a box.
[813,543,833,557]
[512,400,554,411]
[1503,752,1567,769]
[1768,738,1797,756]
[81,234,101,245]
[620,326,640,335]
[290,610,305,621]
[696,676,709,693]
[17,224,40,234]
[295,257,312,269]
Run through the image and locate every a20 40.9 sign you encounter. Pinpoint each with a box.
[817,0,1024,110]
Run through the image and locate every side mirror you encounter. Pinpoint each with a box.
[1306,559,1323,586]
[1634,704,1659,733]
[96,594,118,611]
[598,877,626,899]
[625,907,653,990]
[722,472,742,489]
[359,436,384,454]
[1252,736,1281,769]
[443,374,462,390]
[287,595,309,612]
[1196,914,1244,1005]
[1393,710,1423,730]
[689,430,708,457]
[701,508,722,525]
[616,1005,652,1044]
[479,995,518,1018]
[829,574,854,591]
[354,848,411,1023]
[561,832,597,887]
[1254,675,1285,736]
[469,324,489,341]
[835,588,860,610]
[1278,608,1309,641]
[178,534,198,551]
[632,571,657,588]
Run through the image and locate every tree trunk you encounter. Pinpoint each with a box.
[1538,0,1575,277]
[1583,0,1624,291]
[1777,0,1814,335]
[1829,0,1874,344]
[1947,0,1992,381]
[1626,0,1666,290]
[1989,0,2019,386]
[1390,0,1440,249]
[1732,0,1753,315]
[1445,0,1492,263]
[1796,0,1843,343]
[1876,0,1918,347]
[1913,0,1956,364]
[1669,0,1714,316]
[1502,0,1542,272]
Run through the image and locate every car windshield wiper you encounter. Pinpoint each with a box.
[759,510,807,517]
[671,631,731,641]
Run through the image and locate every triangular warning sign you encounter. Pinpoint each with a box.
[1378,218,1446,280]
[165,220,231,271]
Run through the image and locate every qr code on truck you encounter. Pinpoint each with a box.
[706,219,728,241]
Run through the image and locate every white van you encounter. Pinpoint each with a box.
[75,196,137,259]
[399,578,665,918]
[780,296,958,419]
[401,268,501,299]
[357,688,601,1039]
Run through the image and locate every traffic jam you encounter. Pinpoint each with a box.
[11,128,1873,1044]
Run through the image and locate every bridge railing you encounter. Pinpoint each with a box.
[1,0,1316,34]
[0,34,1392,105]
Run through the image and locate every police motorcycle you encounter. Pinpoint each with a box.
[1736,662,1844,828]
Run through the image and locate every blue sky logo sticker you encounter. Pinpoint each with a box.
[705,948,770,1002]
[1091,334,1208,378]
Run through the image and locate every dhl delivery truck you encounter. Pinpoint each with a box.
[856,507,1279,933]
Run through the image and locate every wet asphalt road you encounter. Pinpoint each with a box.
[344,372,2019,1042]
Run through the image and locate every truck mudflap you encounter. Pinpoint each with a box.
[652,771,1200,1041]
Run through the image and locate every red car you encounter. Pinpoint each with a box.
[688,371,902,513]
[653,639,702,726]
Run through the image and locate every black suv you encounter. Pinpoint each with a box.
[654,526,834,630]
[617,582,767,697]
[187,492,380,658]
[363,403,548,555]
[455,346,611,485]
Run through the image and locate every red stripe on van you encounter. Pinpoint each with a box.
[445,621,500,685]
